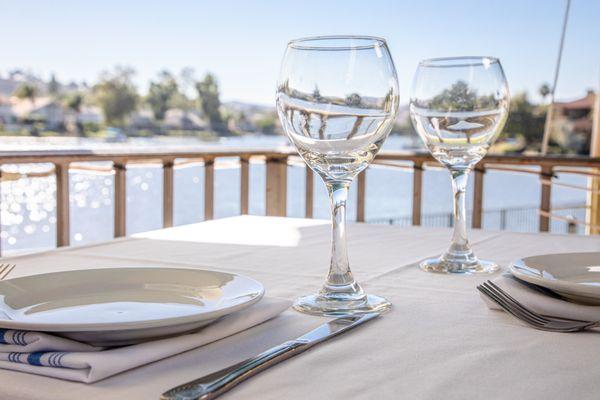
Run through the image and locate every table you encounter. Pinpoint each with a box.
[2,216,600,400]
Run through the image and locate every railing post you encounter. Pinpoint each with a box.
[204,157,215,220]
[412,162,423,226]
[240,157,249,215]
[587,91,600,234]
[305,166,313,218]
[114,162,127,238]
[357,169,366,222]
[472,166,485,229]
[539,165,553,232]
[0,168,2,257]
[55,162,70,247]
[265,156,288,217]
[162,159,174,228]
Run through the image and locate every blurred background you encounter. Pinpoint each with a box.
[0,0,598,253]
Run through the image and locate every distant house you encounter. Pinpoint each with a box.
[163,109,207,130]
[0,79,21,98]
[76,106,103,124]
[129,109,156,129]
[228,115,257,133]
[553,91,597,153]
[0,98,16,125]
[11,97,64,129]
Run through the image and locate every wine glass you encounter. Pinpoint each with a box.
[276,36,399,315]
[410,56,510,274]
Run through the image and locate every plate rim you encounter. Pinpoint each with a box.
[0,266,264,332]
[509,251,600,299]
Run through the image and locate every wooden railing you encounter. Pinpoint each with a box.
[1,147,600,251]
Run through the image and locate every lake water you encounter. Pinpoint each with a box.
[0,135,588,254]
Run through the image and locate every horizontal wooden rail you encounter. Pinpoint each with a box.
[1,147,600,256]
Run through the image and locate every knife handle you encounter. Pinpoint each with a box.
[160,339,310,400]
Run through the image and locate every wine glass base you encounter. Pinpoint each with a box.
[293,293,391,317]
[420,258,499,274]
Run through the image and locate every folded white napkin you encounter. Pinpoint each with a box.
[0,297,291,383]
[482,275,600,321]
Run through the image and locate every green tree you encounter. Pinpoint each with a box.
[92,67,139,126]
[64,93,84,136]
[503,92,546,145]
[256,115,277,135]
[345,93,362,107]
[64,92,83,113]
[146,71,179,121]
[195,73,225,131]
[429,80,476,110]
[15,83,38,106]
[538,83,551,102]
[428,80,496,111]
[311,86,323,102]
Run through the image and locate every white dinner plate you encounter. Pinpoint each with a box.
[510,252,600,305]
[0,267,264,346]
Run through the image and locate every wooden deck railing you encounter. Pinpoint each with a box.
[1,147,600,251]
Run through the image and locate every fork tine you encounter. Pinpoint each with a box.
[479,285,549,328]
[480,284,547,327]
[0,264,15,280]
[477,285,545,328]
[479,282,600,333]
[477,285,538,327]
[484,281,549,323]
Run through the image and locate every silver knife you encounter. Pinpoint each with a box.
[160,312,380,400]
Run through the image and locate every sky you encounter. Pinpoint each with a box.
[1,0,599,106]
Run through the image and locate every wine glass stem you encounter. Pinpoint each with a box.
[449,169,471,253]
[324,181,359,291]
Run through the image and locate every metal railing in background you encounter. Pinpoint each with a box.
[1,148,600,255]
[369,203,587,234]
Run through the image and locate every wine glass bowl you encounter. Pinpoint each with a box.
[276,36,399,315]
[410,56,509,274]
[277,36,398,183]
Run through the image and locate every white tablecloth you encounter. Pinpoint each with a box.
[1,215,600,400]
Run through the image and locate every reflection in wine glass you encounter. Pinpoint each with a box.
[276,36,399,315]
[410,57,510,274]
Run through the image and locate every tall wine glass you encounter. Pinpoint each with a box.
[276,36,399,315]
[410,56,510,274]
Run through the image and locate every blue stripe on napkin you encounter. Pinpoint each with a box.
[4,352,67,368]
[0,329,6,344]
[27,352,46,366]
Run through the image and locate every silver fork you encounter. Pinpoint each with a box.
[477,280,600,332]
[0,264,15,281]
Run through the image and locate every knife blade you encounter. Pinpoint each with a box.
[160,312,380,400]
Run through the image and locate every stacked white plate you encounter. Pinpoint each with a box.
[510,252,600,305]
[0,267,264,346]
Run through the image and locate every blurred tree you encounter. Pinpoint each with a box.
[503,92,546,146]
[146,71,179,121]
[93,67,138,126]
[429,80,476,110]
[64,92,83,113]
[345,93,362,107]
[48,74,60,96]
[428,80,496,110]
[311,86,323,102]
[64,93,84,136]
[195,73,225,132]
[256,114,277,135]
[15,83,38,106]
[538,83,551,102]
